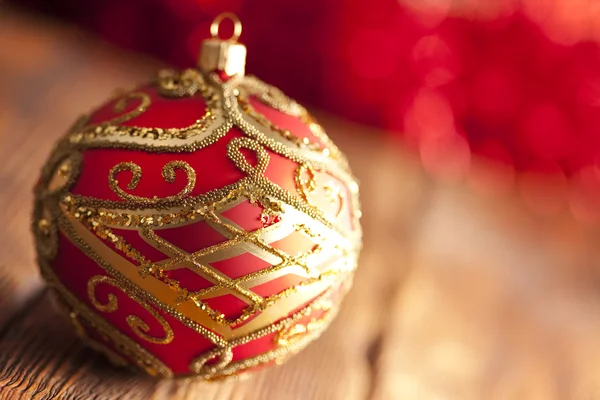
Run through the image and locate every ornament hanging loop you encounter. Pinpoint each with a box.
[210,13,242,42]
[198,13,247,77]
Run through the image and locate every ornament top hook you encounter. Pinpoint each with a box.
[199,13,247,78]
[210,12,242,42]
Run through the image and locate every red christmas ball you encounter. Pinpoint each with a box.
[32,15,361,379]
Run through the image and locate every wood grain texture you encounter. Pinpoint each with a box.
[371,186,600,400]
[4,5,600,400]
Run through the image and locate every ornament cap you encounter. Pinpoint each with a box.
[198,13,246,77]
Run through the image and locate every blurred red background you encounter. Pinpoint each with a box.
[12,0,600,220]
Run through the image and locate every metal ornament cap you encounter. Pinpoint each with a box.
[198,13,247,77]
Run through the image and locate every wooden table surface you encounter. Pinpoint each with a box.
[3,6,600,400]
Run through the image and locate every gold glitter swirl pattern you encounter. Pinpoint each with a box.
[157,68,208,98]
[98,92,151,127]
[226,137,269,177]
[295,163,317,202]
[87,275,174,345]
[276,307,331,347]
[324,183,345,218]
[190,347,234,375]
[69,70,220,145]
[44,265,173,377]
[295,163,345,219]
[33,149,83,261]
[108,160,197,203]
[254,82,304,117]
[88,276,119,313]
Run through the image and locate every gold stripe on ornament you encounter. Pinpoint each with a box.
[43,218,351,379]
[59,204,351,339]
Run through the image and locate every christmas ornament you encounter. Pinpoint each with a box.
[32,13,362,379]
